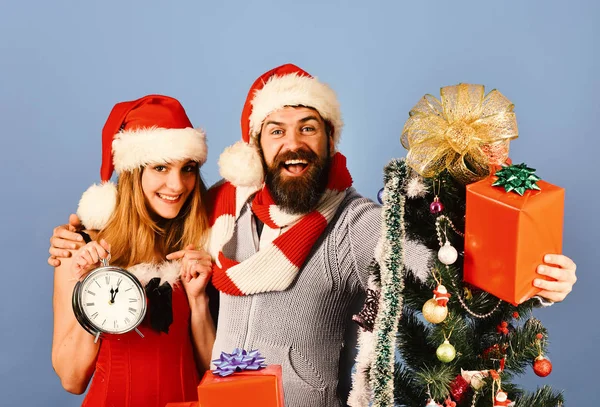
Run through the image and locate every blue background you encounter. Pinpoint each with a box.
[1,0,597,405]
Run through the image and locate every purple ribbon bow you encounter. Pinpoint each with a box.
[212,348,267,377]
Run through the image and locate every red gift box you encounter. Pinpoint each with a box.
[463,176,564,305]
[197,365,284,407]
[165,403,198,407]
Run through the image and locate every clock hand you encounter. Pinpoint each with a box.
[110,287,115,304]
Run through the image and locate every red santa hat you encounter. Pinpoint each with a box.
[218,63,343,188]
[77,94,207,230]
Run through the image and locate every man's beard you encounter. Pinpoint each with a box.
[264,149,331,215]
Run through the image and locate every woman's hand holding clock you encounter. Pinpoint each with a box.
[72,239,111,280]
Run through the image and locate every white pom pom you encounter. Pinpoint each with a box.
[218,141,264,188]
[405,175,428,199]
[77,182,117,230]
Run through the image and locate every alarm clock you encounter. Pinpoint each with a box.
[72,257,147,342]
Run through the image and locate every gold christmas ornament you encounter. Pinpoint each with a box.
[436,339,456,363]
[422,297,448,323]
[401,83,518,185]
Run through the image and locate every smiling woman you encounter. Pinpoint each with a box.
[50,94,217,407]
[142,160,199,219]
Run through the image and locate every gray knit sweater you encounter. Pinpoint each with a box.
[212,188,381,407]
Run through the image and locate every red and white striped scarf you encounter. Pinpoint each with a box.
[207,153,352,296]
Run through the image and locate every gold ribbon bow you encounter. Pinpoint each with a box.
[401,83,518,185]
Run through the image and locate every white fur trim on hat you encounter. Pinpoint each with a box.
[77,182,118,230]
[218,141,264,188]
[113,127,207,173]
[249,73,343,145]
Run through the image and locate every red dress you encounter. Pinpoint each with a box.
[82,284,199,407]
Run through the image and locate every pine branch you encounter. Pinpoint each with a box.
[414,363,456,401]
[393,363,426,406]
[503,318,549,374]
[433,311,477,363]
[514,385,564,407]
[401,268,433,310]
[515,297,540,316]
[396,307,438,367]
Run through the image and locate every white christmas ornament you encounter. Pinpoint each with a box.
[437,241,458,265]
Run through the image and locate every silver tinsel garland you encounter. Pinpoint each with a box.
[370,159,408,406]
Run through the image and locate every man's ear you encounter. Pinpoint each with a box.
[324,119,335,156]
[328,133,335,156]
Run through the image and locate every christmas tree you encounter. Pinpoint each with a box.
[349,84,563,407]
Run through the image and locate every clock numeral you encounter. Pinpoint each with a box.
[128,307,137,315]
[114,320,118,329]
[91,312,98,319]
[117,277,123,287]
[85,302,95,307]
[124,317,131,325]
[105,275,110,285]
[125,287,133,292]
[102,319,106,326]
[128,298,138,303]
[86,290,96,296]
[95,280,101,288]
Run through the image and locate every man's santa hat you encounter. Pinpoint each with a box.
[77,94,207,230]
[218,63,343,188]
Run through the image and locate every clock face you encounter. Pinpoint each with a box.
[78,267,146,334]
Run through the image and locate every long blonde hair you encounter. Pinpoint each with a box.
[97,167,209,268]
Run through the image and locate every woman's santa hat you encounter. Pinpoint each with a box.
[218,63,343,188]
[77,94,207,230]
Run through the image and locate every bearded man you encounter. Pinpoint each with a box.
[205,64,380,406]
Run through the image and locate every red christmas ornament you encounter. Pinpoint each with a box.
[444,396,457,407]
[512,311,520,319]
[449,375,470,403]
[536,333,544,340]
[533,356,553,377]
[496,321,509,335]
